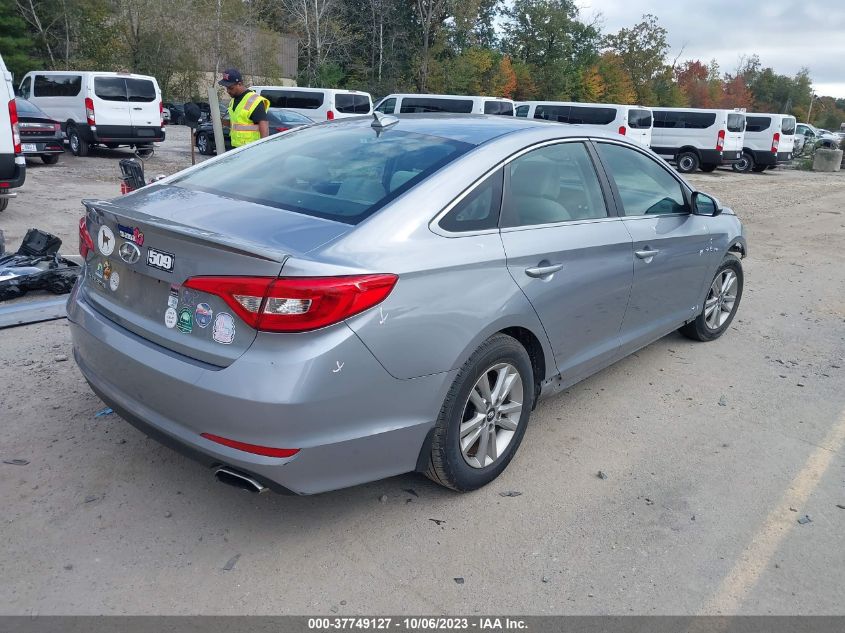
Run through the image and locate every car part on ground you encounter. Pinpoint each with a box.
[0,229,80,301]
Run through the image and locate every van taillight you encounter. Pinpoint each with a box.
[771,132,780,153]
[7,99,20,154]
[85,97,95,126]
[326,110,335,120]
[183,274,398,332]
[717,129,725,151]
[618,126,626,136]
[159,100,164,126]
[78,217,95,258]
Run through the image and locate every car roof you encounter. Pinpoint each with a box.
[381,93,513,102]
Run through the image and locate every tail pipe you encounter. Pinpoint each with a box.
[213,467,269,493]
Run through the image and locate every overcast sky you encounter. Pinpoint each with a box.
[579,0,845,98]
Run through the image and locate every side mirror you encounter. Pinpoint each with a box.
[692,191,722,217]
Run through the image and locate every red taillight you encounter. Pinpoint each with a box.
[275,126,289,133]
[78,217,95,258]
[53,123,61,133]
[8,99,20,154]
[618,125,626,136]
[85,97,95,126]
[772,132,780,153]
[159,100,165,126]
[201,433,299,458]
[183,274,398,333]
[326,110,335,120]
[717,129,725,151]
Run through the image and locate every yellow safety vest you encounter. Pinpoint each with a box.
[228,91,270,147]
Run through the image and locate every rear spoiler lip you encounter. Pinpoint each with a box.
[82,198,290,265]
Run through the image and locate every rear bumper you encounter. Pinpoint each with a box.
[748,150,792,166]
[700,149,743,166]
[67,285,451,495]
[776,151,793,163]
[21,138,65,155]
[0,153,26,189]
[77,124,166,145]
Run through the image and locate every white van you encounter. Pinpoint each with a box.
[650,108,746,173]
[515,101,653,146]
[0,53,25,211]
[374,94,515,116]
[252,86,372,121]
[19,70,165,156]
[733,113,796,172]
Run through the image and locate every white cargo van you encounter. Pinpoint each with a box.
[650,108,746,173]
[515,101,653,146]
[0,53,25,211]
[252,86,372,121]
[19,70,165,156]
[374,94,515,116]
[733,113,796,172]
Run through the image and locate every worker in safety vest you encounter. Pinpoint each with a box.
[218,68,270,148]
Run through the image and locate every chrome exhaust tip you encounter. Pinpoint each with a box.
[214,467,269,494]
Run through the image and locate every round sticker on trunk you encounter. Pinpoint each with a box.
[97,225,115,256]
[164,307,177,329]
[109,270,120,292]
[177,308,193,333]
[212,312,235,344]
[194,303,212,328]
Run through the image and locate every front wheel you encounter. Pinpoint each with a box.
[676,151,699,173]
[67,125,89,157]
[679,256,743,342]
[426,333,534,492]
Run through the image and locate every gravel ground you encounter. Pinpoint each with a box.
[1,129,844,615]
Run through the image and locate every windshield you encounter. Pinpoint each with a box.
[171,124,473,225]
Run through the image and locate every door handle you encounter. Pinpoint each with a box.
[635,248,660,260]
[525,263,564,278]
[132,107,143,110]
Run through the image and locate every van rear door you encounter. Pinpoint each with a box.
[126,77,161,138]
[779,116,796,155]
[91,76,131,136]
[724,112,745,158]
[627,108,653,147]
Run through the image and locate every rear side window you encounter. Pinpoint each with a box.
[336,93,370,114]
[172,125,473,225]
[727,113,746,132]
[566,106,616,125]
[262,90,325,109]
[484,101,514,116]
[781,117,796,135]
[95,77,128,101]
[33,74,81,97]
[746,116,772,133]
[439,169,503,232]
[515,105,529,118]
[127,79,156,102]
[596,143,688,216]
[375,98,396,114]
[628,109,652,129]
[400,98,473,114]
[653,111,717,129]
[534,105,569,122]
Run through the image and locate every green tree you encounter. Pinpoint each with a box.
[603,13,669,104]
[0,0,39,79]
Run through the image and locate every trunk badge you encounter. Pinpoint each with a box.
[119,242,141,264]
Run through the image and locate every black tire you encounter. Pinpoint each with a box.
[732,152,754,173]
[426,333,534,492]
[766,164,777,170]
[676,151,699,173]
[679,255,744,342]
[0,192,8,212]
[196,132,213,155]
[67,124,89,157]
[41,154,60,165]
[700,163,717,173]
[751,164,767,173]
[135,146,154,159]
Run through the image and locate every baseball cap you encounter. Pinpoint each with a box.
[218,68,243,87]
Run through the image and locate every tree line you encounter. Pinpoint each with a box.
[1,0,843,129]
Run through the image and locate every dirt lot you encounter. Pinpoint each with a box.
[1,129,844,615]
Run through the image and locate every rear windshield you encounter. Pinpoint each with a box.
[335,93,371,114]
[484,101,514,116]
[400,98,473,114]
[33,74,81,97]
[127,79,156,102]
[94,77,130,101]
[781,117,796,135]
[727,113,746,132]
[628,109,652,129]
[535,105,617,125]
[746,116,772,133]
[653,111,717,129]
[261,90,325,109]
[171,125,473,225]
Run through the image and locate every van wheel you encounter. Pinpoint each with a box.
[68,125,89,157]
[676,152,699,173]
[41,154,60,165]
[766,165,777,170]
[0,191,8,212]
[196,133,213,155]
[700,163,717,173]
[732,152,753,173]
[751,165,768,173]
[135,146,154,159]
[426,333,534,492]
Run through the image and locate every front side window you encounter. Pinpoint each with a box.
[171,124,473,225]
[515,105,529,118]
[439,170,503,232]
[628,109,653,129]
[33,74,81,97]
[336,94,371,114]
[596,142,688,216]
[502,142,608,228]
[375,98,396,114]
[19,77,32,99]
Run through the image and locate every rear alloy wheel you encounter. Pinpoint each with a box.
[196,132,213,155]
[680,256,743,342]
[67,125,89,157]
[676,151,699,173]
[41,154,60,165]
[700,163,717,172]
[426,333,534,491]
[732,152,753,173]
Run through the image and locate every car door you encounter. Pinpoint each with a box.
[126,77,160,131]
[498,140,633,381]
[593,141,714,351]
[91,76,130,134]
